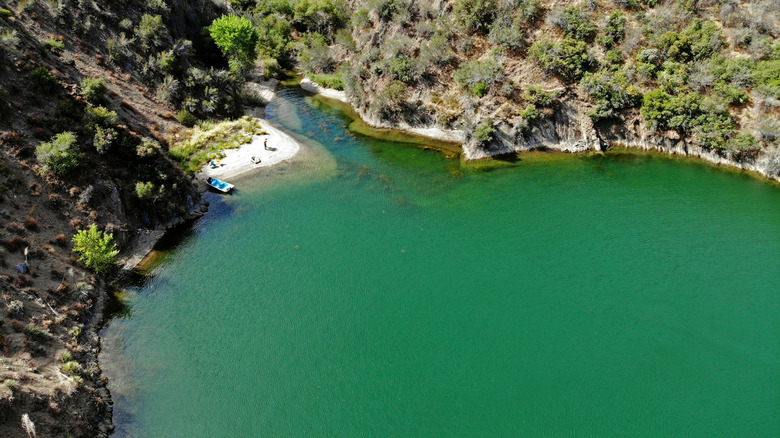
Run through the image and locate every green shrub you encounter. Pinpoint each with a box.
[551,6,596,41]
[521,86,559,107]
[471,82,488,97]
[454,0,497,34]
[136,137,159,157]
[0,9,12,18]
[454,59,502,92]
[597,11,625,48]
[60,351,73,363]
[93,126,116,154]
[209,14,259,73]
[520,104,538,120]
[291,0,347,37]
[531,38,593,82]
[473,119,495,144]
[386,55,414,83]
[488,16,527,52]
[580,69,642,121]
[372,80,408,115]
[298,32,333,74]
[28,67,58,93]
[3,379,17,391]
[135,181,156,200]
[177,109,196,127]
[72,224,119,274]
[86,106,118,128]
[80,77,107,104]
[309,72,344,90]
[654,19,723,63]
[725,131,759,151]
[36,131,80,175]
[256,14,292,60]
[137,14,165,42]
[44,38,65,53]
[641,90,734,147]
[61,360,82,376]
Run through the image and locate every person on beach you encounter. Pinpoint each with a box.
[264,138,268,150]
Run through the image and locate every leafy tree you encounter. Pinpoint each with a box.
[72,224,119,274]
[531,38,593,82]
[36,132,80,175]
[654,19,723,63]
[209,15,260,73]
[580,69,642,121]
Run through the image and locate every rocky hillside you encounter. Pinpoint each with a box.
[0,0,245,435]
[272,0,779,177]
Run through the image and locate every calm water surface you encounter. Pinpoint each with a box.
[101,88,780,437]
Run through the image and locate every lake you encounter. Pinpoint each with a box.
[101,88,780,437]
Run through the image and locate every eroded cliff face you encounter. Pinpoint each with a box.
[458,98,780,182]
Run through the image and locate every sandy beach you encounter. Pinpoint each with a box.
[199,119,300,180]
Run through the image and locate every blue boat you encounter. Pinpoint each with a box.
[205,177,234,193]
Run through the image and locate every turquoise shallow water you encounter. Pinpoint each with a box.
[101,88,780,437]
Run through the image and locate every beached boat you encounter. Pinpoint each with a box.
[205,177,234,193]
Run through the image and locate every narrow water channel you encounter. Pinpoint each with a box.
[101,87,780,437]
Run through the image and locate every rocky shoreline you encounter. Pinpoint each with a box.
[301,77,780,184]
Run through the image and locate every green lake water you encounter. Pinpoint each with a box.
[100,88,780,437]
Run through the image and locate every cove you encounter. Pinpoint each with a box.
[100,88,780,437]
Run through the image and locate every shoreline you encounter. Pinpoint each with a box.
[196,119,301,181]
[301,79,779,184]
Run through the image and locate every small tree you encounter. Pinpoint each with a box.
[72,224,118,274]
[36,132,80,175]
[208,15,259,73]
[81,77,107,104]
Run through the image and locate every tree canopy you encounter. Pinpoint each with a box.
[208,15,260,73]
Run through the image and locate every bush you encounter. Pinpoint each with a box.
[136,137,159,157]
[61,361,82,376]
[654,19,723,63]
[521,86,559,107]
[597,11,625,48]
[488,16,527,52]
[309,72,344,90]
[531,38,593,82]
[137,14,165,42]
[454,59,503,93]
[36,132,80,175]
[72,224,118,274]
[298,32,333,74]
[551,6,596,41]
[209,15,259,73]
[80,78,107,104]
[44,38,64,53]
[454,0,497,34]
[28,67,58,93]
[520,104,538,120]
[135,181,156,200]
[85,107,117,130]
[473,119,495,144]
[93,126,116,154]
[725,131,760,151]
[177,109,196,127]
[580,69,642,121]
[371,80,408,116]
